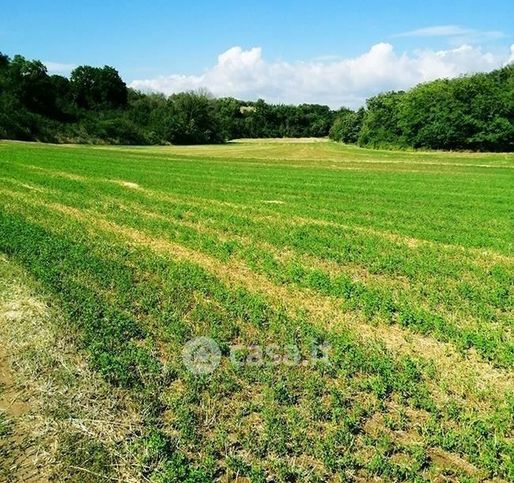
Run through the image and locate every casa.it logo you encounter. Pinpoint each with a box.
[181,337,222,375]
[182,337,331,375]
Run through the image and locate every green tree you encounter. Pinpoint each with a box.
[397,66,514,151]
[358,91,405,147]
[70,65,127,110]
[329,108,365,144]
[7,55,56,116]
[214,97,246,140]
[165,90,223,144]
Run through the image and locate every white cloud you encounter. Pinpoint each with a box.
[506,45,514,65]
[44,61,77,75]
[130,43,512,108]
[393,25,506,43]
[394,25,473,38]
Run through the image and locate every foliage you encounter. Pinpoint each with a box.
[329,107,365,144]
[330,65,514,151]
[165,90,224,144]
[2,50,511,151]
[0,52,336,145]
[70,65,128,110]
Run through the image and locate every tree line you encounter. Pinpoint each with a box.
[0,53,336,145]
[1,52,512,151]
[330,65,514,152]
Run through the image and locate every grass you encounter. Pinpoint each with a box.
[0,138,512,481]
[0,253,146,481]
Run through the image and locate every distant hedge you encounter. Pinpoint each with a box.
[330,65,514,152]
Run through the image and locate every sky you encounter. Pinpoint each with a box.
[1,0,513,108]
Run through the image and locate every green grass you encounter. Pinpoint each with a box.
[0,409,12,443]
[0,139,512,481]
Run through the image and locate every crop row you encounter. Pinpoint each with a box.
[0,202,512,479]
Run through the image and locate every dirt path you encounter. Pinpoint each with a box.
[0,254,144,481]
[0,314,45,481]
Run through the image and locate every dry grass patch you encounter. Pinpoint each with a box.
[0,255,145,481]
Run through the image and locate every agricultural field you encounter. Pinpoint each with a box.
[0,138,513,481]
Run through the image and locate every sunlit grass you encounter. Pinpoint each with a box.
[0,139,512,481]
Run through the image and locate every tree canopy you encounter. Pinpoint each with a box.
[0,52,337,145]
[1,51,512,151]
[330,65,514,152]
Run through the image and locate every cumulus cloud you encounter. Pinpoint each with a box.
[130,43,512,108]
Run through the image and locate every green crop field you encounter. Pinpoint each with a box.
[0,139,513,481]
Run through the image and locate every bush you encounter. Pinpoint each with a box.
[330,65,514,152]
[329,108,364,143]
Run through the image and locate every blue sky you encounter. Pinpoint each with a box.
[1,0,513,107]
